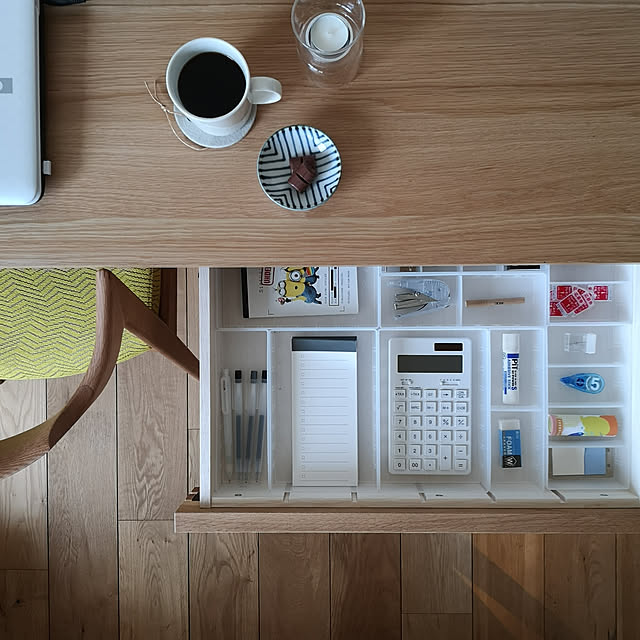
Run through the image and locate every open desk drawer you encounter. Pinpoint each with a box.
[175,265,640,533]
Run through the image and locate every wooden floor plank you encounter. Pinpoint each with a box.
[617,534,640,640]
[403,614,472,640]
[118,364,187,520]
[260,534,330,640]
[119,520,188,640]
[331,533,401,640]
[0,380,48,571]
[0,570,48,639]
[473,534,544,640]
[190,533,258,640]
[188,429,200,492]
[117,270,188,520]
[118,352,187,520]
[118,269,187,520]
[545,534,616,640]
[47,373,118,640]
[402,533,472,614]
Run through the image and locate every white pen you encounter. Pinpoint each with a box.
[255,370,267,483]
[244,370,258,482]
[220,369,233,482]
[233,370,243,481]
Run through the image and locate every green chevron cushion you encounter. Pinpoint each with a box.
[0,268,161,380]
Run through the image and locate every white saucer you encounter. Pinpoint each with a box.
[174,104,257,149]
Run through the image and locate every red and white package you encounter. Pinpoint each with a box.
[589,285,610,301]
[550,282,608,318]
[558,292,581,315]
[549,300,563,317]
[556,285,573,299]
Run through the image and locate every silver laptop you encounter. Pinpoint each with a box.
[0,0,42,205]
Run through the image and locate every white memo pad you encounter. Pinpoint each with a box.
[291,337,358,487]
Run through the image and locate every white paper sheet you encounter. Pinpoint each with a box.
[292,344,358,486]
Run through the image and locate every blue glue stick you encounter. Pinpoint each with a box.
[502,333,520,404]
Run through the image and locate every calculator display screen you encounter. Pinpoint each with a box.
[397,355,463,374]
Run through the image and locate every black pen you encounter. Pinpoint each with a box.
[255,370,267,482]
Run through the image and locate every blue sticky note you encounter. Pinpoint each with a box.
[584,448,607,476]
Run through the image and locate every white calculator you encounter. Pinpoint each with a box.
[389,337,472,475]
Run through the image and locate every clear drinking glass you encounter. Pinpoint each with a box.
[291,0,366,87]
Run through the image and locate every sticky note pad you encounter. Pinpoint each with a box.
[551,448,585,476]
[291,337,358,487]
[584,448,607,475]
[551,447,608,476]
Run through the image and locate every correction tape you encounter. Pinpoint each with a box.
[560,373,605,394]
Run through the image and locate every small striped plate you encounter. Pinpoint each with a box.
[257,125,341,211]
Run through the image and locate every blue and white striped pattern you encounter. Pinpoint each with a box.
[257,125,341,211]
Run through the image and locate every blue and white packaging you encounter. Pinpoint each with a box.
[499,418,522,468]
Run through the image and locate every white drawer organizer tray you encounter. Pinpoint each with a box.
[199,265,639,508]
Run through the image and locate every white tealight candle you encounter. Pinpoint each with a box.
[309,12,351,53]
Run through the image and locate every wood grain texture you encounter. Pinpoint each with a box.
[259,534,330,640]
[473,534,544,640]
[0,570,48,639]
[119,520,188,640]
[403,614,471,640]
[331,534,401,640]
[402,533,471,614]
[1,4,639,265]
[46,373,118,640]
[175,502,640,534]
[188,429,200,492]
[117,351,187,519]
[0,380,47,570]
[545,534,616,640]
[617,534,640,640]
[118,271,188,520]
[189,533,258,640]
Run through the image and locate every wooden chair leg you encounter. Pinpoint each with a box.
[158,268,178,334]
[103,270,199,381]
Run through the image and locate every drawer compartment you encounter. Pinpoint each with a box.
[193,264,640,527]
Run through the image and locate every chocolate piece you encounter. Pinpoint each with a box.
[302,155,316,172]
[296,162,316,184]
[288,172,309,193]
[288,154,317,193]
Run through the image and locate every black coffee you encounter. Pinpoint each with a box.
[177,52,246,118]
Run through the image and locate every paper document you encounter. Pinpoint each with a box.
[291,337,358,486]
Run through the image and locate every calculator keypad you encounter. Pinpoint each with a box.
[391,386,471,474]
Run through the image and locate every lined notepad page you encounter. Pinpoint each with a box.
[292,338,358,487]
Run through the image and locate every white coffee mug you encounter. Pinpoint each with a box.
[166,37,282,137]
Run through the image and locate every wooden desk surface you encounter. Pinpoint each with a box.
[1,2,639,266]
